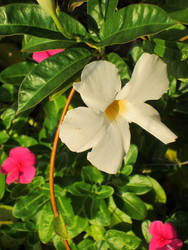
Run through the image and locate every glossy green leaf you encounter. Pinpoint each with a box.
[89,199,111,226]
[87,0,118,36]
[141,220,152,243]
[108,196,132,226]
[0,61,36,85]
[105,230,141,249]
[121,175,152,195]
[56,195,74,225]
[81,165,104,184]
[106,52,130,80]
[120,192,147,220]
[22,35,76,52]
[13,191,49,219]
[147,176,166,204]
[37,202,54,244]
[170,9,188,25]
[98,4,178,46]
[0,130,9,144]
[18,47,92,113]
[0,205,15,221]
[124,144,138,166]
[54,213,68,239]
[14,135,38,147]
[1,108,16,129]
[86,224,105,241]
[78,239,96,250]
[67,215,88,239]
[67,182,114,199]
[0,174,5,200]
[0,4,62,38]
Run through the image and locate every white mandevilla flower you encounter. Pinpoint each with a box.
[59,53,177,174]
[36,0,56,17]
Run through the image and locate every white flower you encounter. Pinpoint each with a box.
[36,0,56,17]
[59,53,177,174]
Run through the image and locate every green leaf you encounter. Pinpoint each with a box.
[0,174,5,200]
[54,213,68,240]
[120,192,147,220]
[13,191,49,219]
[105,230,141,249]
[37,202,54,244]
[89,199,111,226]
[14,135,38,147]
[124,144,138,166]
[1,108,16,129]
[86,224,105,241]
[78,239,96,250]
[0,61,36,85]
[0,205,15,222]
[0,4,63,38]
[0,130,9,144]
[18,47,92,113]
[67,215,88,239]
[141,220,152,243]
[81,165,104,184]
[106,52,130,80]
[98,4,178,46]
[56,195,74,225]
[121,175,152,195]
[169,8,188,25]
[147,176,166,204]
[108,196,132,226]
[67,182,114,199]
[22,35,76,52]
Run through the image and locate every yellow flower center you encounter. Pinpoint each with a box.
[105,100,127,121]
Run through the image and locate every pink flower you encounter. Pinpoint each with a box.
[0,147,36,184]
[149,221,183,250]
[32,49,64,63]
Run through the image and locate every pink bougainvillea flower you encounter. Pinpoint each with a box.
[0,147,36,184]
[149,221,183,250]
[32,49,64,63]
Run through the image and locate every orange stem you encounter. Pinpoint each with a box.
[49,87,75,250]
[179,35,188,42]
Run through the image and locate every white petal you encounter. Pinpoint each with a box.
[124,102,177,144]
[73,60,121,112]
[116,53,169,102]
[87,123,125,174]
[116,118,131,153]
[59,107,107,152]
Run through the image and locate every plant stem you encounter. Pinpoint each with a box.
[49,87,75,250]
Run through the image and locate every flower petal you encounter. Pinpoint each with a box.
[60,107,107,152]
[149,237,167,250]
[32,51,49,63]
[19,166,36,184]
[162,222,178,238]
[116,53,169,102]
[117,118,131,153]
[169,238,183,249]
[73,60,121,112]
[47,49,64,56]
[6,169,19,184]
[124,102,177,144]
[0,157,17,174]
[149,221,164,236]
[10,147,36,166]
[87,122,125,174]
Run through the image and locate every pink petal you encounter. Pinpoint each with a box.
[32,51,49,63]
[6,169,19,184]
[47,49,64,56]
[162,222,178,239]
[32,49,64,63]
[0,157,18,174]
[149,221,164,236]
[149,237,167,250]
[19,166,36,184]
[169,238,183,249]
[9,147,36,166]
